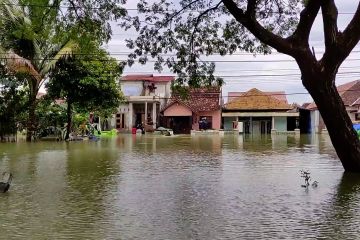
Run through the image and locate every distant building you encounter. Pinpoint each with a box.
[161,87,221,134]
[305,80,360,133]
[115,74,174,131]
[222,88,299,134]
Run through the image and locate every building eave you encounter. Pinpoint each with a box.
[222,112,299,117]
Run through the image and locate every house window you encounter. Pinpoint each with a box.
[199,116,212,130]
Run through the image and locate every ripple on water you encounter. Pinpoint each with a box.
[0,134,359,239]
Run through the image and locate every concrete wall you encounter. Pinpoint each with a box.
[116,103,130,129]
[274,117,287,131]
[117,80,173,131]
[310,110,326,133]
[310,110,317,133]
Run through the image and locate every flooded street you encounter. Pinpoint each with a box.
[0,134,360,239]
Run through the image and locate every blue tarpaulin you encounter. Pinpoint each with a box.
[354,124,360,131]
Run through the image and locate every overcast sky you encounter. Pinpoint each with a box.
[104,0,360,104]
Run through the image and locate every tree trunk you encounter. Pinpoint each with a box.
[303,73,360,172]
[26,93,37,142]
[26,79,40,142]
[65,102,72,140]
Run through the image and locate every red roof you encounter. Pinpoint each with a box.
[338,80,360,106]
[352,97,360,106]
[162,87,221,113]
[121,74,174,82]
[306,102,317,110]
[306,80,360,110]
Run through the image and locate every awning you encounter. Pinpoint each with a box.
[222,112,299,117]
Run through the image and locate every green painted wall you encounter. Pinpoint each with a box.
[274,117,287,131]
[223,117,237,130]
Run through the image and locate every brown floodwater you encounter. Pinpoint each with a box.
[0,134,359,239]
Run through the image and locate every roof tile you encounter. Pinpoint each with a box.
[225,88,292,110]
[162,87,221,113]
[306,80,360,110]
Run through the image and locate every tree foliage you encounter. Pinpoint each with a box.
[0,68,28,139]
[47,48,123,113]
[46,46,124,139]
[0,0,127,141]
[35,98,67,131]
[120,0,302,86]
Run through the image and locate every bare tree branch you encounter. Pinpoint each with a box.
[321,0,339,51]
[246,0,256,17]
[190,1,223,53]
[222,0,293,55]
[68,0,82,20]
[159,0,202,29]
[289,0,321,48]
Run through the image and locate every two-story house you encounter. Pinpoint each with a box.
[115,74,174,132]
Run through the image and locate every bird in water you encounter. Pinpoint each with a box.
[0,172,13,193]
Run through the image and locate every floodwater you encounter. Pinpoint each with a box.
[0,134,359,239]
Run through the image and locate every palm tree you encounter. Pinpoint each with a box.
[0,0,76,141]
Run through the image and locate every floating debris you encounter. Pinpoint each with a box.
[300,170,318,189]
[0,172,13,193]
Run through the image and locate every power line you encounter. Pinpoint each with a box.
[3,56,360,63]
[0,2,358,16]
[5,50,359,56]
[123,65,360,73]
[3,71,360,80]
[0,2,130,10]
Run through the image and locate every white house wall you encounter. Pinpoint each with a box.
[121,82,143,96]
[310,110,318,133]
[116,80,173,131]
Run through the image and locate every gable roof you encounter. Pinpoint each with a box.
[352,97,360,106]
[228,91,287,104]
[225,88,292,110]
[306,80,360,110]
[121,74,174,82]
[301,102,312,109]
[338,80,360,106]
[162,87,221,113]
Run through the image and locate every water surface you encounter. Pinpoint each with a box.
[0,134,359,239]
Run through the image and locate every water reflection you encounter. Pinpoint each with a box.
[316,173,360,239]
[0,134,358,239]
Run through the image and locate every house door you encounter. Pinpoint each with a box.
[171,116,192,134]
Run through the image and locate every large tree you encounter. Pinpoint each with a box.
[0,0,126,141]
[121,0,360,172]
[46,47,123,140]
